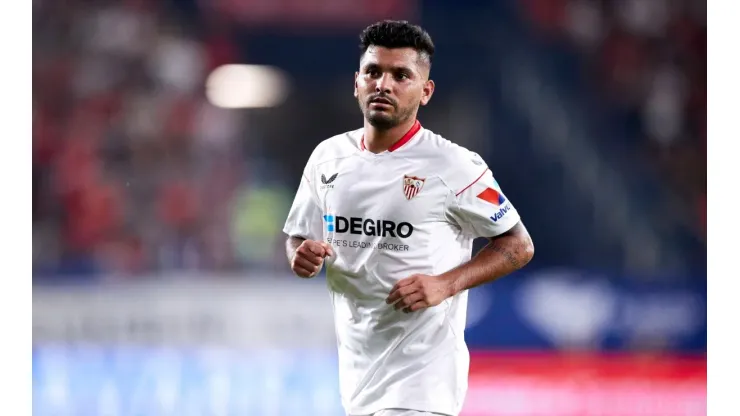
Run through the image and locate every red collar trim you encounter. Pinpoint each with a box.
[360,120,422,152]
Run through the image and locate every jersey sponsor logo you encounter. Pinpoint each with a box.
[489,204,511,222]
[323,215,336,232]
[402,175,425,200]
[326,238,410,252]
[320,173,338,189]
[477,187,506,206]
[323,215,413,238]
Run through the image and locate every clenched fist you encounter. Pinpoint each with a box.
[290,239,334,278]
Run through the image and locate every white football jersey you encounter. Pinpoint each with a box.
[283,121,521,416]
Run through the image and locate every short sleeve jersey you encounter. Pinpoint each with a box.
[283,121,521,416]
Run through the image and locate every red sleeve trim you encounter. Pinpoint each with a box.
[455,168,489,197]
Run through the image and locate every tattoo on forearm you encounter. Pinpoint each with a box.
[490,241,522,269]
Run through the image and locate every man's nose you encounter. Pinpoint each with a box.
[375,74,392,94]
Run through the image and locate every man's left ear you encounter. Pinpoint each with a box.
[420,79,435,106]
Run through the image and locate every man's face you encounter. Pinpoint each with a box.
[355,46,435,130]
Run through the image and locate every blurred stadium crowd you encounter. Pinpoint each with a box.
[33,0,263,275]
[521,0,706,234]
[33,0,705,278]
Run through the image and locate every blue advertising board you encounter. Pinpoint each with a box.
[464,268,706,351]
[33,346,345,416]
[32,268,706,415]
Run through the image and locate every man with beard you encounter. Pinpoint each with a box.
[283,20,535,416]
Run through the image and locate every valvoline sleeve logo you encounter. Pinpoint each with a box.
[476,187,506,206]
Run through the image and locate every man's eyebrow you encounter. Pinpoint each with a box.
[362,63,415,73]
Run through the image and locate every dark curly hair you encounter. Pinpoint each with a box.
[359,20,435,67]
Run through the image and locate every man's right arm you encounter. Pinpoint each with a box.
[283,148,332,278]
[286,235,333,278]
[285,235,306,263]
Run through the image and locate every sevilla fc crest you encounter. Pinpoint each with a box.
[403,175,425,200]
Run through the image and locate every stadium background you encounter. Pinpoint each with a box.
[32,0,706,415]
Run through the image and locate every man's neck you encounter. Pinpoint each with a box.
[363,118,418,154]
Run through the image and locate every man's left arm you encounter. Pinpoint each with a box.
[386,222,533,312]
[387,162,534,312]
[443,221,533,294]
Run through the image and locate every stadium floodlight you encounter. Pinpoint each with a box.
[205,64,289,109]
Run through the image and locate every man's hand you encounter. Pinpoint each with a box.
[290,239,334,278]
[385,274,454,313]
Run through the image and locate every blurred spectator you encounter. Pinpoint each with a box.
[521,0,706,239]
[32,1,252,276]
